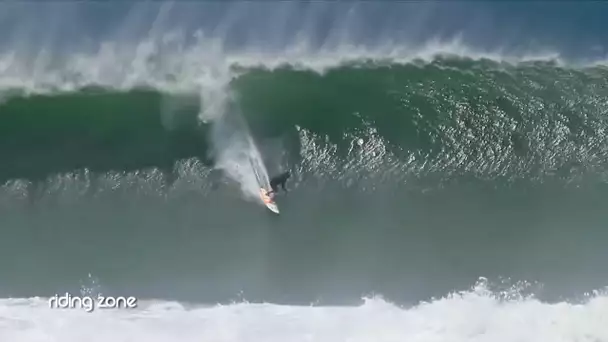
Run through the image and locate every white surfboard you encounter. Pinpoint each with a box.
[250,157,279,214]
[259,188,279,214]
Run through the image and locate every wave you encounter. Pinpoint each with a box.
[2,58,608,306]
[2,58,608,187]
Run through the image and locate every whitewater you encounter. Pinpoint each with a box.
[2,285,607,342]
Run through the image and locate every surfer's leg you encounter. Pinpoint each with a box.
[270,183,278,193]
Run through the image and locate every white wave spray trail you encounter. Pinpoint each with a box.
[198,82,271,203]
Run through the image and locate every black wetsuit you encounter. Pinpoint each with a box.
[269,171,291,194]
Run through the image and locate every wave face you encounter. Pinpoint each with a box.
[3,61,608,184]
[2,59,608,303]
[2,2,608,341]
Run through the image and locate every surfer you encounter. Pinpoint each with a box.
[267,171,291,197]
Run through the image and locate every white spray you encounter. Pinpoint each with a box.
[198,78,271,203]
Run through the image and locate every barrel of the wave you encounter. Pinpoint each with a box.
[260,188,280,214]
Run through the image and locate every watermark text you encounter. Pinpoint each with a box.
[48,293,137,312]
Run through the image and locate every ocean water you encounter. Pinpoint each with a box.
[1,2,608,341]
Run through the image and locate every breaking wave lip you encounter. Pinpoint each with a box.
[0,34,574,98]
